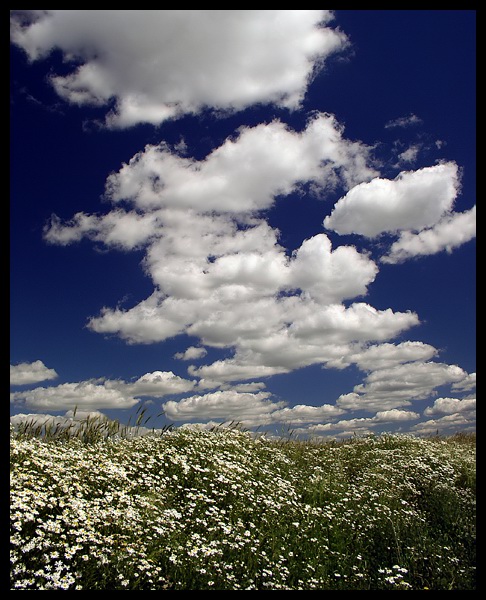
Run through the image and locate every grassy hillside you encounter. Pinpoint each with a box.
[10,424,476,590]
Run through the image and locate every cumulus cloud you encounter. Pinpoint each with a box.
[324,162,460,237]
[44,210,161,250]
[42,110,411,384]
[188,360,290,386]
[98,114,377,214]
[411,412,476,436]
[423,396,476,416]
[174,346,208,361]
[10,381,139,411]
[162,390,285,423]
[395,144,421,167]
[347,341,438,372]
[44,114,377,280]
[288,234,378,303]
[10,370,197,411]
[293,408,420,439]
[336,361,468,412]
[381,205,476,263]
[123,370,196,397]
[10,360,58,385]
[452,372,476,392]
[10,10,348,127]
[270,403,345,425]
[373,408,420,422]
[163,391,347,428]
[188,302,419,384]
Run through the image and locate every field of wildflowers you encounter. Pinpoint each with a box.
[10,422,476,590]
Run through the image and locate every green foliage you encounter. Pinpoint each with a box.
[10,424,476,590]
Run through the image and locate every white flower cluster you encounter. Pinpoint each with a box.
[10,428,475,590]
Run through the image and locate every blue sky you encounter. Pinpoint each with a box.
[10,10,476,438]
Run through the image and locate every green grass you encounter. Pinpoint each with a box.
[10,420,476,590]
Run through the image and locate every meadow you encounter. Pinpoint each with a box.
[10,418,476,590]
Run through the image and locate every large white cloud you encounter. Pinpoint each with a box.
[101,114,377,213]
[187,302,419,384]
[10,10,348,127]
[87,290,419,384]
[43,113,395,378]
[23,22,471,416]
[324,162,460,237]
[10,360,58,385]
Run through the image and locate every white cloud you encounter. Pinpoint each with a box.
[188,360,289,386]
[336,361,468,412]
[64,409,107,420]
[188,302,419,384]
[10,381,139,411]
[11,10,348,127]
[123,370,196,397]
[174,346,208,361]
[270,403,345,424]
[381,205,476,263]
[411,412,476,436]
[385,113,423,129]
[423,396,476,416]
[288,234,378,303]
[41,113,386,374]
[293,421,370,439]
[294,408,420,439]
[44,210,161,250]
[348,341,438,372]
[395,144,421,166]
[41,110,401,377]
[10,369,197,411]
[324,162,460,237]
[373,408,420,422]
[452,372,476,392]
[163,391,346,428]
[88,292,188,344]
[9,410,170,438]
[10,360,58,385]
[31,48,465,406]
[162,390,285,423]
[101,114,376,213]
[288,302,419,345]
